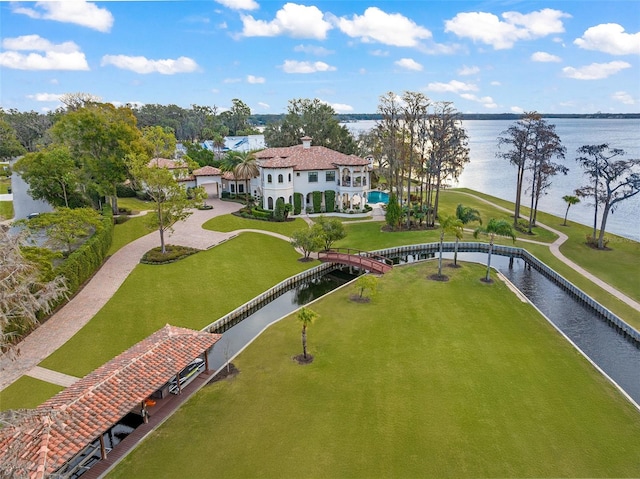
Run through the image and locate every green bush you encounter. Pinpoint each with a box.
[324,190,335,213]
[312,191,322,213]
[135,190,150,201]
[116,183,137,198]
[294,192,303,215]
[221,191,231,199]
[252,209,272,220]
[53,206,113,297]
[274,197,286,222]
[140,245,200,264]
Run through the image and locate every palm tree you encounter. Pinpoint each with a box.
[233,152,259,203]
[297,307,318,360]
[562,195,580,226]
[437,214,463,277]
[473,218,516,282]
[454,204,482,266]
[221,151,242,197]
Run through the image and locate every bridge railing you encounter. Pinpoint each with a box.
[319,248,394,266]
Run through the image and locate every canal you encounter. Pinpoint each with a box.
[207,252,640,406]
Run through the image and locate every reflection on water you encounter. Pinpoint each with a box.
[208,272,352,370]
[459,252,640,403]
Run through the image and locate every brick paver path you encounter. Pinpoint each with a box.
[0,200,242,391]
[2,194,638,393]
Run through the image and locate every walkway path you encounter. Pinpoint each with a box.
[0,199,243,391]
[457,191,640,312]
[1,193,638,393]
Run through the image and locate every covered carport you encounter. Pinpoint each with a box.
[0,325,221,478]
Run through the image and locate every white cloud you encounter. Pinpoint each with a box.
[214,0,259,11]
[293,44,334,56]
[241,3,332,40]
[460,93,497,108]
[510,106,524,114]
[337,7,432,47]
[329,102,354,113]
[574,23,640,55]
[445,8,570,49]
[257,102,270,109]
[562,61,631,80]
[101,55,199,74]
[12,1,114,32]
[395,58,423,71]
[223,78,242,83]
[425,80,478,93]
[490,81,501,86]
[3,35,79,53]
[281,60,336,73]
[0,35,89,70]
[370,49,389,57]
[27,93,62,102]
[247,74,265,84]
[458,65,480,76]
[612,91,635,105]
[531,51,562,62]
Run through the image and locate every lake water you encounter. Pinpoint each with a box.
[345,119,640,242]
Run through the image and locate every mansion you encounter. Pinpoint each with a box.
[174,137,374,212]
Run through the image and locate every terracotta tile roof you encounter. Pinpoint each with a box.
[0,325,221,478]
[255,144,369,171]
[193,166,222,176]
[147,158,187,169]
[222,171,254,181]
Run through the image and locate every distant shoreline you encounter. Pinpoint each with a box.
[251,113,640,124]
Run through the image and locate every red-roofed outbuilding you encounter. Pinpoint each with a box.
[0,325,221,478]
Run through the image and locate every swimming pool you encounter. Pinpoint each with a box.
[367,191,389,204]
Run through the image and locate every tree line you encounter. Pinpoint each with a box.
[496,111,640,249]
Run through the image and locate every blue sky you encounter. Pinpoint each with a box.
[1,0,638,114]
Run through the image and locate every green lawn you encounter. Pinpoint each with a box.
[115,197,153,213]
[0,201,13,220]
[203,214,308,236]
[40,233,318,378]
[442,189,558,243]
[108,214,151,256]
[109,261,640,478]
[0,376,64,412]
[0,178,10,194]
[523,243,640,328]
[451,189,640,304]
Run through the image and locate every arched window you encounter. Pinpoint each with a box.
[268,197,274,209]
[267,174,272,184]
[278,174,283,183]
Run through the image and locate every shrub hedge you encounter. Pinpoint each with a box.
[140,245,200,264]
[312,191,322,213]
[324,190,335,213]
[274,197,286,221]
[53,206,114,298]
[294,192,303,215]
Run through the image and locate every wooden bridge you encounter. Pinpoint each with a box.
[317,248,393,274]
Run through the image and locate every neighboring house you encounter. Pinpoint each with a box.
[147,158,190,181]
[254,137,372,212]
[201,135,266,154]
